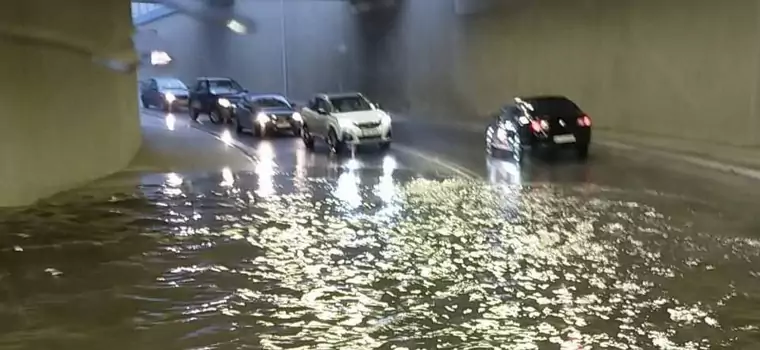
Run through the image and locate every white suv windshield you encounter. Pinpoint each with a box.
[330,96,373,113]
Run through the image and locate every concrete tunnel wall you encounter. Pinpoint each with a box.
[0,0,141,207]
[359,0,760,151]
[138,0,364,103]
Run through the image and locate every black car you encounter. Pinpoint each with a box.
[188,77,248,124]
[140,77,189,111]
[485,95,592,161]
[231,94,302,137]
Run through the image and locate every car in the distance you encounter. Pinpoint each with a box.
[188,77,248,124]
[485,95,592,161]
[232,94,302,137]
[140,77,189,111]
[299,92,392,154]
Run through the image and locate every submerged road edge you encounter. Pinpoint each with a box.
[141,109,259,163]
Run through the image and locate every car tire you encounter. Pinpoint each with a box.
[253,124,263,137]
[577,143,589,160]
[189,105,199,122]
[301,125,315,150]
[233,116,243,134]
[327,129,344,155]
[209,109,223,124]
[141,97,150,108]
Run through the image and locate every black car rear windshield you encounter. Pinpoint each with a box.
[528,98,582,117]
[252,98,290,109]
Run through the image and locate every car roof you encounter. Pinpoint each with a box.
[316,92,365,99]
[248,94,287,100]
[197,77,233,81]
[151,76,182,81]
[518,95,573,103]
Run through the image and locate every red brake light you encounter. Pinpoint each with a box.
[578,115,591,127]
[530,120,542,132]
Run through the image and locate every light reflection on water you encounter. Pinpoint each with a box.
[0,171,759,349]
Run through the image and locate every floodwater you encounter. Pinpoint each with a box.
[2,163,760,349]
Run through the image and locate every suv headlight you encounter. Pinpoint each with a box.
[164,92,176,103]
[218,98,231,108]
[380,113,392,125]
[291,112,303,122]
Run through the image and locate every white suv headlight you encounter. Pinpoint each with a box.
[291,112,303,122]
[218,98,231,108]
[380,113,391,125]
[164,92,176,103]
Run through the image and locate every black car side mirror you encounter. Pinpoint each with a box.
[317,108,327,115]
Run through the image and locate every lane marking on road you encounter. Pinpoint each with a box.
[140,109,259,163]
[392,143,480,180]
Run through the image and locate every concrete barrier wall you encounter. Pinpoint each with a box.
[361,0,760,148]
[138,0,362,103]
[0,0,141,207]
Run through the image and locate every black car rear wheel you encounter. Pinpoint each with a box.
[577,143,589,160]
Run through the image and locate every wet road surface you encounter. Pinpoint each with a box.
[2,109,760,349]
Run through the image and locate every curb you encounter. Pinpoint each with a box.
[140,109,259,163]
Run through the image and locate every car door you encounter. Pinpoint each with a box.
[147,79,160,106]
[302,97,321,134]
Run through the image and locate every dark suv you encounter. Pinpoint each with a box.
[188,77,248,124]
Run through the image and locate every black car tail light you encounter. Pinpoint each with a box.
[577,115,591,127]
[530,120,542,132]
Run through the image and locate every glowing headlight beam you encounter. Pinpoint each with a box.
[256,113,270,124]
[381,113,392,125]
[291,112,303,122]
[164,92,176,103]
[218,98,231,108]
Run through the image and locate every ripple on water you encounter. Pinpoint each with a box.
[0,172,759,349]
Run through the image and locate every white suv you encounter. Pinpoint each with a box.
[299,92,392,153]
